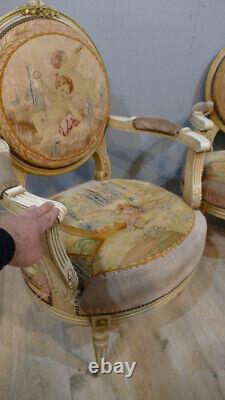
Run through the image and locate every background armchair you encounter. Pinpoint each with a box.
[190,45,225,219]
[0,1,210,364]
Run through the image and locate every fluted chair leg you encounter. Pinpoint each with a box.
[92,316,111,364]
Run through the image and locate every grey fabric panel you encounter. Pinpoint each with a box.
[77,211,207,315]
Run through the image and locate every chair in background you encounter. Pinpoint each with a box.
[0,1,210,364]
[191,46,225,219]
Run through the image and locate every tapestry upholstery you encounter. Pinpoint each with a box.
[52,179,194,274]
[203,151,225,208]
[76,211,206,315]
[38,179,208,315]
[0,19,110,169]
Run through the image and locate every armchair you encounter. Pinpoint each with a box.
[0,1,210,364]
[190,45,225,219]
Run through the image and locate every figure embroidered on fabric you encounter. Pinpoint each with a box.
[2,32,109,164]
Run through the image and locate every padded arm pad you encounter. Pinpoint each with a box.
[132,117,182,136]
[0,140,18,198]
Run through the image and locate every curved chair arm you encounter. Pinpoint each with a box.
[107,115,210,153]
[107,115,211,209]
[0,140,66,221]
[182,149,205,209]
[0,140,78,304]
[192,101,214,115]
[191,101,214,130]
[190,101,219,145]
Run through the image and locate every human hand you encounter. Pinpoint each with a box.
[0,202,59,268]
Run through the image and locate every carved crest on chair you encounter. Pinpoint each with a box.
[20,0,59,17]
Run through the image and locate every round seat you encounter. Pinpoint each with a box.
[49,179,207,315]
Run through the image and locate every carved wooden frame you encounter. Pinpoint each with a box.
[190,100,225,219]
[0,117,211,363]
[0,1,212,364]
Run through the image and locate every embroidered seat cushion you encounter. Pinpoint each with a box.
[49,179,207,315]
[203,151,225,208]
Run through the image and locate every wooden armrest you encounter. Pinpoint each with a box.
[0,139,66,223]
[192,101,214,115]
[0,142,78,295]
[107,115,210,153]
[190,101,214,132]
[2,188,67,224]
[0,173,75,287]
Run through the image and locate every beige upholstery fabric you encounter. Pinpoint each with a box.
[204,150,225,167]
[0,152,18,195]
[53,179,195,277]
[77,211,206,315]
[133,117,181,136]
[203,151,225,208]
[50,179,207,315]
[0,19,110,169]
[202,180,225,208]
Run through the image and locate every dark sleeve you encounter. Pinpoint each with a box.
[0,228,15,270]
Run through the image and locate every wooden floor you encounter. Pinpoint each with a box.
[1,216,225,400]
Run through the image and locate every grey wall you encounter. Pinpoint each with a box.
[2,0,225,197]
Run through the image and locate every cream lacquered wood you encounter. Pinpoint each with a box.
[0,1,211,364]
